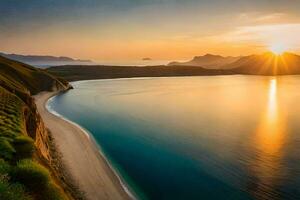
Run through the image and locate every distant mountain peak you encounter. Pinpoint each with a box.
[0,52,92,68]
[168,54,240,69]
[227,52,300,75]
[203,53,223,57]
[142,57,152,61]
[193,54,224,60]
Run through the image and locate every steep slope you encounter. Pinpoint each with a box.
[227,52,300,75]
[0,55,70,95]
[0,56,72,200]
[168,54,240,69]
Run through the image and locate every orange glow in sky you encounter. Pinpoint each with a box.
[2,1,300,61]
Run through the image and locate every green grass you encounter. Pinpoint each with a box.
[11,159,65,200]
[0,180,32,200]
[0,137,15,160]
[13,136,35,160]
[0,86,25,161]
[12,159,51,191]
[0,56,69,199]
[0,159,32,200]
[0,88,66,200]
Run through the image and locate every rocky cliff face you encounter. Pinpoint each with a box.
[25,84,72,164]
[24,83,77,199]
[25,96,51,160]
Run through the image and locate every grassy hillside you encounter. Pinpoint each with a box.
[0,56,70,200]
[0,56,69,95]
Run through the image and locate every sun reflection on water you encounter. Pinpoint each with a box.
[259,78,284,155]
[268,79,277,117]
[249,78,286,199]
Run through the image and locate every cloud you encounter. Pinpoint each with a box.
[255,13,286,23]
[220,23,300,51]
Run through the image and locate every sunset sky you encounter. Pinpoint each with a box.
[1,0,300,61]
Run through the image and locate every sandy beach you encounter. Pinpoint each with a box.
[34,92,132,200]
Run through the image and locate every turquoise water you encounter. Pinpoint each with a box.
[48,76,300,200]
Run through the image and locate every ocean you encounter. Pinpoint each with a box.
[48,76,300,200]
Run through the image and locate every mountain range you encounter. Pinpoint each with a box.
[168,52,300,75]
[48,52,300,81]
[0,52,92,68]
[1,51,300,199]
[168,54,241,69]
[229,52,300,75]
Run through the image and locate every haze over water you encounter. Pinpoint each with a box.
[49,76,300,200]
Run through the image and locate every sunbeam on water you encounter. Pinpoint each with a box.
[268,79,277,118]
[250,78,287,200]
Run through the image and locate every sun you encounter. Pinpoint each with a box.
[269,43,288,55]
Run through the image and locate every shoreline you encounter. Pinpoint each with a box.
[34,91,133,200]
[46,94,137,200]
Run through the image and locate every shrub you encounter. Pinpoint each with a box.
[0,159,11,185]
[0,82,67,199]
[11,159,50,192]
[0,180,32,200]
[13,136,35,160]
[0,159,10,175]
[41,182,66,200]
[0,137,15,160]
[0,160,32,200]
[0,129,18,138]
[11,159,66,200]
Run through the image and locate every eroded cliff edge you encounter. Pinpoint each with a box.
[0,55,78,200]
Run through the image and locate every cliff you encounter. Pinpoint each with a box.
[0,55,71,159]
[0,55,74,200]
